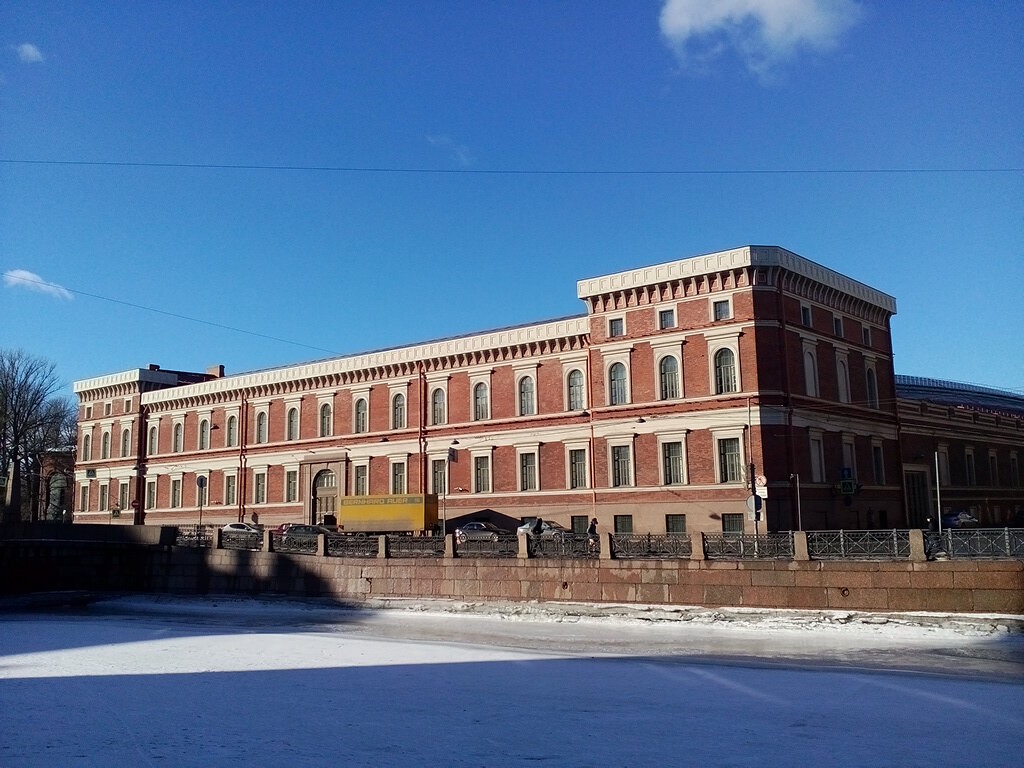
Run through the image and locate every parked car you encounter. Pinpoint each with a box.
[942,511,979,529]
[281,524,331,541]
[222,522,260,534]
[516,519,571,538]
[454,521,510,543]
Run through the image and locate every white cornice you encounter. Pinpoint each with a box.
[139,316,590,406]
[74,368,181,394]
[576,246,897,314]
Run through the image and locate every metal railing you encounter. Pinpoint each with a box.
[326,533,380,558]
[926,528,1024,560]
[704,533,794,560]
[455,533,519,558]
[611,533,692,559]
[386,535,445,558]
[221,530,262,551]
[527,533,598,559]
[271,531,319,555]
[175,524,214,548]
[807,530,910,560]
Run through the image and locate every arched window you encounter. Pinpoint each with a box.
[567,369,585,411]
[518,377,535,416]
[608,363,628,405]
[837,359,850,403]
[199,419,210,450]
[286,407,299,441]
[172,423,183,452]
[100,432,110,459]
[714,349,737,394]
[866,367,879,409]
[226,415,237,447]
[804,350,819,397]
[121,428,131,458]
[319,403,332,437]
[392,393,406,429]
[473,383,489,421]
[354,399,368,433]
[147,426,157,454]
[431,388,446,425]
[659,357,680,400]
[82,434,92,461]
[255,412,268,444]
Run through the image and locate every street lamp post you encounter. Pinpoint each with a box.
[197,475,207,528]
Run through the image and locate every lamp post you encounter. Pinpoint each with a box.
[442,440,458,537]
[790,473,802,531]
[197,475,207,528]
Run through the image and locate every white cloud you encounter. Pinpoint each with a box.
[14,43,44,63]
[426,134,474,167]
[659,0,862,77]
[3,270,73,301]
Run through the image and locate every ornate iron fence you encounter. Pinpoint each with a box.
[926,528,1024,560]
[611,533,692,559]
[221,530,262,551]
[527,533,598,559]
[703,533,794,560]
[326,534,380,558]
[175,525,214,548]
[455,533,519,558]
[807,530,910,560]
[271,531,319,555]
[386,535,445,558]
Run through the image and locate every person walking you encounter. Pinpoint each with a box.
[587,517,599,553]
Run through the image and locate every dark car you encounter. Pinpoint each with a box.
[516,519,570,538]
[454,521,510,543]
[281,524,331,541]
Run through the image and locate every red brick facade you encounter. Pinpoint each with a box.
[73,246,921,533]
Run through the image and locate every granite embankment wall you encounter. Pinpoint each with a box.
[3,524,1022,614]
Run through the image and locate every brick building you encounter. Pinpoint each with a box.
[73,246,909,534]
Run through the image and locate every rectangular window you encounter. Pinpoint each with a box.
[104,402,112,416]
[965,449,977,486]
[286,470,298,502]
[571,515,588,534]
[171,479,182,508]
[662,441,685,485]
[124,398,132,412]
[611,445,632,487]
[85,405,93,419]
[1011,454,1020,488]
[145,480,156,510]
[809,437,825,483]
[473,455,490,493]
[99,485,108,511]
[354,465,368,496]
[608,317,624,337]
[722,513,745,535]
[431,459,446,495]
[658,309,675,329]
[988,452,999,486]
[225,475,236,505]
[80,485,89,512]
[937,447,950,486]
[390,462,406,495]
[613,514,633,534]
[801,305,812,326]
[842,439,856,479]
[862,326,872,346]
[713,299,731,321]
[254,472,266,504]
[569,448,588,489]
[519,452,537,491]
[833,316,844,337]
[872,444,885,485]
[118,482,129,511]
[197,481,208,508]
[666,514,687,535]
[717,438,741,483]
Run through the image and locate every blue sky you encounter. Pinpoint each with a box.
[2,1,1022,398]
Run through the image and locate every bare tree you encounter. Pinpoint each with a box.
[0,349,72,522]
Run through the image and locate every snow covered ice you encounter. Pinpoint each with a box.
[1,596,1022,767]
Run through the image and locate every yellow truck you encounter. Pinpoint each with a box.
[336,494,439,534]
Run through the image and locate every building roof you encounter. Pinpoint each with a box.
[896,375,1024,418]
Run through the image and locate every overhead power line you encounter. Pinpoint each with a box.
[6,273,342,356]
[1,158,1022,175]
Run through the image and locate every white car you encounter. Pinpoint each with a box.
[221,522,260,534]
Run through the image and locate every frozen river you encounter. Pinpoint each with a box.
[2,596,1022,767]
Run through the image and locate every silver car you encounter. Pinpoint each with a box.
[454,521,509,543]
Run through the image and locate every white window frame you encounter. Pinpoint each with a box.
[606,438,635,488]
[516,372,537,417]
[317,399,333,437]
[713,428,745,485]
[711,297,732,322]
[655,353,681,401]
[515,443,541,492]
[145,479,157,510]
[224,409,239,447]
[801,303,812,327]
[430,386,447,426]
[865,363,879,409]
[564,440,590,490]
[255,409,269,444]
[603,350,632,406]
[391,391,407,430]
[285,467,299,503]
[841,435,857,479]
[170,476,182,508]
[871,440,885,485]
[172,420,184,453]
[352,461,369,496]
[286,406,300,441]
[802,339,819,398]
[198,418,211,450]
[708,334,741,395]
[100,430,111,460]
[833,316,844,338]
[835,351,851,404]
[565,368,587,412]
[657,432,689,486]
[224,472,237,505]
[937,444,951,486]
[607,315,625,338]
[389,456,407,495]
[965,447,977,486]
[809,430,825,483]
[147,424,158,455]
[988,449,999,487]
[471,448,493,493]
[253,469,267,504]
[658,307,676,330]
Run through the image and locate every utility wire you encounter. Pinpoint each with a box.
[2,158,1023,175]
[5,273,342,356]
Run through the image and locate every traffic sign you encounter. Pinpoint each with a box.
[745,494,763,512]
